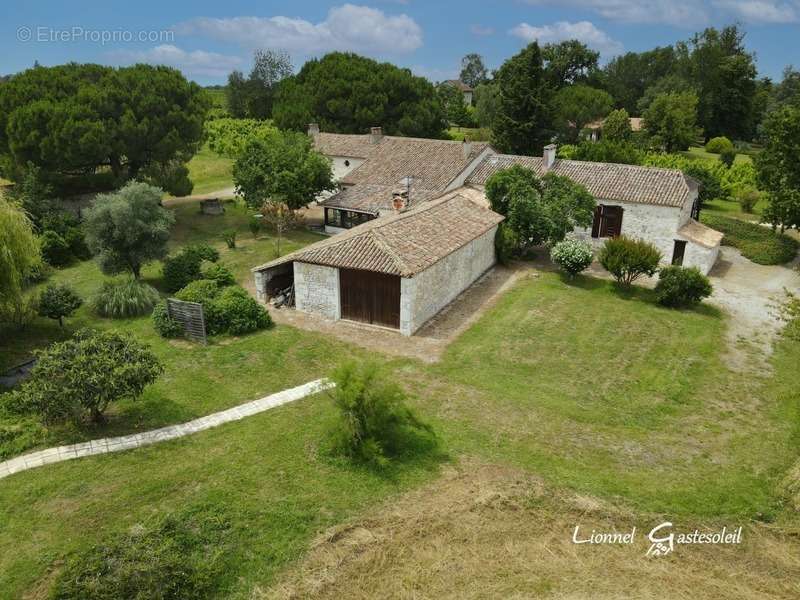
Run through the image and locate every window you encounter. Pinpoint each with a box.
[591,205,624,238]
[344,159,350,167]
[325,208,376,229]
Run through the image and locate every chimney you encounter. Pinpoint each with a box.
[307,123,320,137]
[370,126,383,144]
[391,188,408,212]
[462,136,472,160]
[543,144,557,170]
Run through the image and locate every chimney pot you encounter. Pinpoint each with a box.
[543,144,557,170]
[370,126,383,144]
[307,123,320,137]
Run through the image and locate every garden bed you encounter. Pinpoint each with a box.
[701,213,798,264]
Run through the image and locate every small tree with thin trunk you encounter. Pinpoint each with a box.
[38,283,82,327]
[260,200,304,257]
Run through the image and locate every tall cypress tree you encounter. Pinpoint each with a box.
[492,42,554,156]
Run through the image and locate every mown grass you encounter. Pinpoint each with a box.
[701,213,799,264]
[680,145,754,164]
[181,144,234,196]
[703,196,767,221]
[2,214,800,596]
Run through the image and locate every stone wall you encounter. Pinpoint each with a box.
[683,242,720,275]
[294,262,340,320]
[400,226,497,335]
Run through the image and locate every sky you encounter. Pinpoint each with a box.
[1,1,799,85]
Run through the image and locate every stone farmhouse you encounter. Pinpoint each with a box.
[252,126,722,336]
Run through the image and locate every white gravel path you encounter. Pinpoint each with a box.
[0,379,333,481]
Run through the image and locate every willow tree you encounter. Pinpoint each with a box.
[0,196,40,306]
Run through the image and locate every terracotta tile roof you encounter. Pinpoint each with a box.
[340,136,489,191]
[678,220,724,248]
[467,154,694,208]
[253,189,503,277]
[443,80,474,92]
[312,132,377,158]
[318,184,439,214]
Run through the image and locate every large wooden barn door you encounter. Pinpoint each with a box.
[340,268,401,329]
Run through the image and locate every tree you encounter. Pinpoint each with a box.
[260,200,304,257]
[0,64,209,194]
[205,118,277,158]
[598,236,662,285]
[643,91,700,152]
[553,85,613,142]
[542,40,600,89]
[676,25,757,140]
[602,46,677,114]
[0,196,40,307]
[233,131,335,210]
[492,42,553,155]
[272,52,446,138]
[637,74,695,114]
[5,328,162,423]
[655,266,712,307]
[84,182,175,278]
[37,283,82,327]
[438,83,473,127]
[485,165,595,253]
[474,83,500,128]
[225,49,295,120]
[459,53,489,88]
[572,140,642,165]
[226,70,248,118]
[756,106,800,233]
[603,109,632,142]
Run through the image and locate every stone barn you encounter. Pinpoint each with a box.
[252,190,503,336]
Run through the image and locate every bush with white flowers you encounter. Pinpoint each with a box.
[550,239,593,276]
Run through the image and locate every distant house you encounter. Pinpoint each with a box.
[442,80,474,105]
[584,117,644,141]
[253,191,503,336]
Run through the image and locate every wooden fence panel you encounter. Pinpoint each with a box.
[166,298,207,344]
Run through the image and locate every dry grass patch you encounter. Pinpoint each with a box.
[259,460,800,600]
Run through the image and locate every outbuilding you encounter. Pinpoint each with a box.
[252,190,503,336]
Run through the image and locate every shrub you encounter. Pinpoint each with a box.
[174,279,221,304]
[550,239,593,276]
[329,362,434,467]
[38,283,82,327]
[780,292,800,341]
[4,328,162,424]
[598,236,662,285]
[494,223,517,265]
[655,266,712,307]
[91,279,161,318]
[50,505,232,600]
[23,261,52,285]
[152,300,183,338]
[700,213,798,265]
[222,229,237,249]
[248,215,261,238]
[213,286,272,335]
[705,136,734,154]
[735,187,760,213]
[39,230,72,267]
[64,226,92,260]
[201,262,236,287]
[719,148,737,168]
[162,243,220,293]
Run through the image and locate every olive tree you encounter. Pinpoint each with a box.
[84,182,174,278]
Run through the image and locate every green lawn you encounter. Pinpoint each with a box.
[680,145,754,164]
[2,204,800,597]
[182,144,234,196]
[703,196,766,221]
[447,126,491,141]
